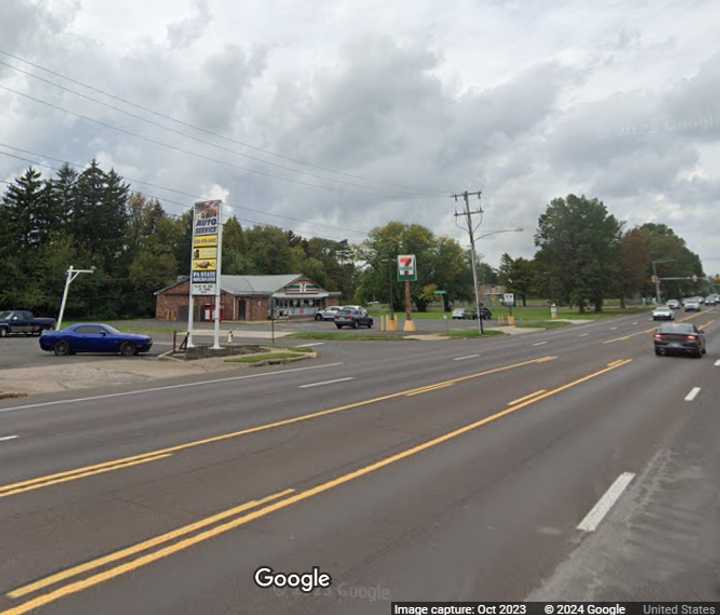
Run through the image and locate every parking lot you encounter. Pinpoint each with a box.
[0,333,167,370]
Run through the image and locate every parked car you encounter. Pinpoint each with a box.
[315,306,342,321]
[667,299,681,310]
[684,300,701,312]
[705,294,719,306]
[39,323,153,356]
[451,306,492,320]
[334,308,373,329]
[0,310,56,337]
[654,323,706,357]
[652,306,674,321]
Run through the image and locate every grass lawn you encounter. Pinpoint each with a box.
[446,329,505,338]
[370,304,651,322]
[63,320,178,335]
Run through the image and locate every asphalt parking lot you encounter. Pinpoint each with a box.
[0,334,166,370]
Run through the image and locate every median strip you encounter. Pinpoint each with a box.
[2,358,631,615]
[0,454,172,499]
[508,390,547,405]
[0,356,558,500]
[6,488,295,600]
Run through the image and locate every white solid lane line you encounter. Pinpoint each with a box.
[532,341,548,346]
[610,327,618,330]
[685,387,701,402]
[0,435,19,442]
[295,342,324,348]
[0,362,344,415]
[453,354,480,361]
[579,333,589,337]
[299,377,355,389]
[577,472,635,532]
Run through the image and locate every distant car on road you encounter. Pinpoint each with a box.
[652,306,674,321]
[315,306,342,321]
[666,299,681,310]
[705,294,719,306]
[451,306,492,320]
[334,308,373,329]
[0,310,56,337]
[684,300,701,312]
[654,323,706,357]
[39,324,153,356]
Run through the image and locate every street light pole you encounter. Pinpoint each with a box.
[651,258,675,304]
[56,265,95,330]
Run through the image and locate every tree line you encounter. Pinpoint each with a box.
[1,162,711,318]
[0,162,357,318]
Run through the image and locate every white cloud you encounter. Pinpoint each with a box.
[0,0,719,270]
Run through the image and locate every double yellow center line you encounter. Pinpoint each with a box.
[1,357,632,615]
[0,356,557,500]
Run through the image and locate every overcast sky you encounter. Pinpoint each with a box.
[1,0,719,271]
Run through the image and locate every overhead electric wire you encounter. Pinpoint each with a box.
[0,143,369,235]
[0,49,448,197]
[0,147,367,240]
[0,59,432,197]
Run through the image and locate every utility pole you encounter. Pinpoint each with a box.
[56,265,95,330]
[453,190,484,335]
[651,258,675,304]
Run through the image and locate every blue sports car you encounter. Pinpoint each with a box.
[39,323,153,357]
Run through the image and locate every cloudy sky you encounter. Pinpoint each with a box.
[1,0,719,271]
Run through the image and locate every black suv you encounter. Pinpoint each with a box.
[334,308,374,329]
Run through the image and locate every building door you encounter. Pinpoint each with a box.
[238,299,247,320]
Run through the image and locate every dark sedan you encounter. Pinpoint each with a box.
[654,323,706,358]
[334,308,373,329]
[40,323,153,356]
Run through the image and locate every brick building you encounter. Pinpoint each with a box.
[155,274,341,322]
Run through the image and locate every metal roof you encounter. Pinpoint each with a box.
[221,274,303,295]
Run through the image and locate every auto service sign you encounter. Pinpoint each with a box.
[191,200,222,295]
[397,254,417,282]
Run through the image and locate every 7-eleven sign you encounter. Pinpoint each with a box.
[397,254,417,282]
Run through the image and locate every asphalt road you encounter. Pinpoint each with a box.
[0,308,717,614]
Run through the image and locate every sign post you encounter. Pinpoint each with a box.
[397,254,417,333]
[188,200,223,350]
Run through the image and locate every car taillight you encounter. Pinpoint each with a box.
[687,335,697,341]
[654,334,663,340]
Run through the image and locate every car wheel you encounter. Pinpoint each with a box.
[353,320,359,329]
[0,328,7,338]
[367,320,373,328]
[120,342,136,357]
[54,341,70,356]
[655,348,661,356]
[335,324,343,329]
[314,314,321,321]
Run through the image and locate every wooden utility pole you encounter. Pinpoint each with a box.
[453,190,484,334]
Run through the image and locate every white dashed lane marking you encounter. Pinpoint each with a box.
[684,387,701,402]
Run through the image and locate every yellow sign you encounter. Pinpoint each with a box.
[192,247,217,260]
[193,235,217,248]
[192,258,217,271]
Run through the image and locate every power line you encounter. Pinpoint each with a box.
[0,49,448,197]
[453,190,485,334]
[0,149,365,241]
[0,58,435,197]
[0,143,369,236]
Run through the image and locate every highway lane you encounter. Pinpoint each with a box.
[0,309,716,613]
[0,309,696,488]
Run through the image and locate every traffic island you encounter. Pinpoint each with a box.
[223,348,317,367]
[167,344,267,361]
